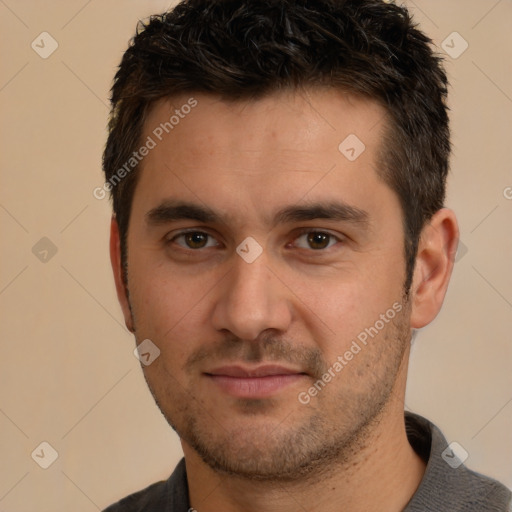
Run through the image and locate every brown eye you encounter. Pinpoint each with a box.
[184,232,209,249]
[307,232,331,250]
[292,230,340,251]
[170,231,218,250]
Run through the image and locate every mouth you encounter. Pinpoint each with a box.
[204,365,308,399]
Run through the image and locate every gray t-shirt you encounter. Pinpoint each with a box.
[104,412,512,511]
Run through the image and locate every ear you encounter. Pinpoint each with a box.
[110,216,135,332]
[409,208,459,329]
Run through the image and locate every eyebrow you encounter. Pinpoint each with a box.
[145,199,369,228]
[272,202,369,227]
[146,201,220,225]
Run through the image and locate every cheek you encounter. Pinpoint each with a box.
[129,274,205,384]
[290,268,405,358]
[128,258,206,342]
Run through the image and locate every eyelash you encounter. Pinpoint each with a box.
[168,230,219,250]
[167,228,343,252]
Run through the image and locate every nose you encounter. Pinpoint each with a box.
[211,250,292,341]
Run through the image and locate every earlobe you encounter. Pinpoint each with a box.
[109,216,135,333]
[409,208,459,329]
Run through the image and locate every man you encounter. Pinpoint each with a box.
[102,0,512,510]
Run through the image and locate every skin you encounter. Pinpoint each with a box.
[110,88,459,512]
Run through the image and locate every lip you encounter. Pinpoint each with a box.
[207,364,305,378]
[205,365,307,398]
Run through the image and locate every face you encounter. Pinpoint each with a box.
[121,89,413,480]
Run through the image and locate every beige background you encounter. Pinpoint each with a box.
[0,1,511,510]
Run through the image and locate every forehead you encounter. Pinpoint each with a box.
[133,88,394,228]
[143,88,386,158]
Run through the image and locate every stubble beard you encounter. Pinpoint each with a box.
[141,298,412,483]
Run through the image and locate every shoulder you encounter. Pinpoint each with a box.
[405,412,512,511]
[102,458,190,512]
[103,480,169,512]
